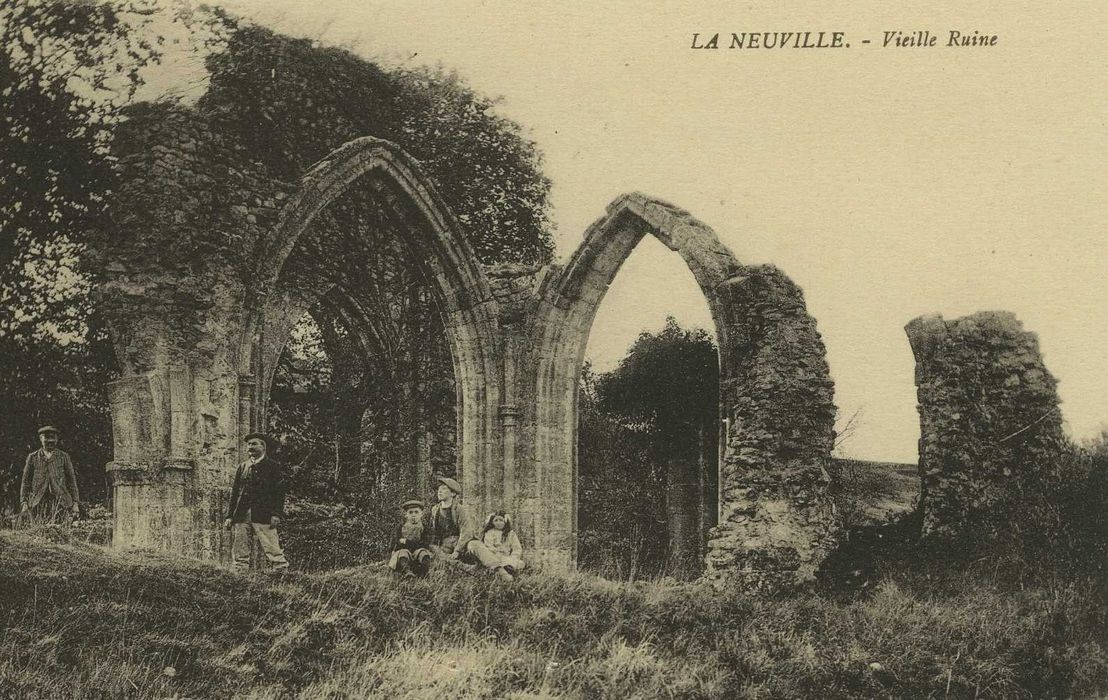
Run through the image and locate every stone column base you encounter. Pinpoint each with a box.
[107,460,227,561]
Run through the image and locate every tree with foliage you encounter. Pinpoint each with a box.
[199,21,553,264]
[392,66,552,264]
[0,0,163,338]
[597,318,719,437]
[577,361,665,579]
[578,318,720,578]
[0,0,167,509]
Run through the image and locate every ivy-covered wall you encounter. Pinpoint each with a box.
[97,102,286,373]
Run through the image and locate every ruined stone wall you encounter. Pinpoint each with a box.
[705,266,838,591]
[99,115,841,590]
[906,312,1067,539]
[100,103,291,370]
[96,103,295,556]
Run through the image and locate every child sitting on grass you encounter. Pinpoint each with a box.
[388,499,432,577]
[479,510,525,577]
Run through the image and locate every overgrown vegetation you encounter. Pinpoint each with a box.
[199,20,553,265]
[0,2,553,518]
[5,435,1107,696]
[3,488,1107,699]
[7,436,1107,695]
[578,318,719,580]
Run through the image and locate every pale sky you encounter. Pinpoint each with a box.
[177,0,1105,463]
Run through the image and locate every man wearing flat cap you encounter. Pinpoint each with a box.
[20,426,80,524]
[224,432,290,572]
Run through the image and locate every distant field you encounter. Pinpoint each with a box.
[830,458,919,527]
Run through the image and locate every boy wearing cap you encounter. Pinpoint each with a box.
[388,499,432,577]
[428,476,475,558]
[223,432,290,572]
[20,426,80,524]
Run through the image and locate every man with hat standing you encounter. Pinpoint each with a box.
[223,432,290,572]
[20,425,80,524]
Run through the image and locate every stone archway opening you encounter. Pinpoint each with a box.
[576,236,721,580]
[265,181,459,475]
[249,164,465,568]
[220,138,503,567]
[265,300,456,570]
[528,194,838,588]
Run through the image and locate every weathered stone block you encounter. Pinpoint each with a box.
[906,312,1067,539]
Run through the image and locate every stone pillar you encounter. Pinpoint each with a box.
[486,262,559,566]
[106,357,242,560]
[498,300,524,515]
[238,375,257,445]
[704,267,838,592]
[905,312,1067,539]
[106,370,192,552]
[499,403,519,509]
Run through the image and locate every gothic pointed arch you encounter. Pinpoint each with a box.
[525,193,838,587]
[239,137,501,515]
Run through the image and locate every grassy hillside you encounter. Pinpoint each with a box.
[1,525,1106,699]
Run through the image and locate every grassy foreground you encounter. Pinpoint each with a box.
[1,527,1106,699]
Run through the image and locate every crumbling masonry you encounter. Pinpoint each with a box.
[906,312,1067,539]
[95,106,839,589]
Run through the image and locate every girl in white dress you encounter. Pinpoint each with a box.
[479,510,525,576]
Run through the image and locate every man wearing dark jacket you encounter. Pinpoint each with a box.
[223,432,289,572]
[21,426,80,524]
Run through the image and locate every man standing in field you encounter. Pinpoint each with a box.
[20,425,80,524]
[224,432,290,572]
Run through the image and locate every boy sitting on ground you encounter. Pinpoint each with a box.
[388,499,433,577]
[429,476,476,560]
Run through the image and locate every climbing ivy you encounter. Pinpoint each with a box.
[199,21,553,265]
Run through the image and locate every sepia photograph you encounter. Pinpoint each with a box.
[1,0,1105,697]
